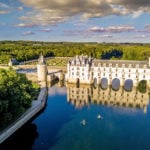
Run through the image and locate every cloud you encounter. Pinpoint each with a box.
[0,2,9,8]
[89,25,135,33]
[145,24,150,29]
[0,10,10,14]
[0,2,10,14]
[16,23,38,28]
[136,25,150,33]
[48,86,66,96]
[98,34,113,38]
[22,31,35,36]
[89,26,106,32]
[40,28,52,32]
[18,6,23,11]
[63,25,134,38]
[134,34,148,38]
[19,0,150,26]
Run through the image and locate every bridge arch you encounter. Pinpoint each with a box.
[93,78,97,88]
[76,78,80,88]
[137,80,147,93]
[124,79,133,91]
[111,78,120,91]
[100,78,108,90]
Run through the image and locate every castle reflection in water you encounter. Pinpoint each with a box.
[66,84,149,113]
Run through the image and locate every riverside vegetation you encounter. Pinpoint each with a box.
[0,68,40,130]
[0,41,150,64]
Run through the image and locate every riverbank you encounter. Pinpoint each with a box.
[0,86,47,144]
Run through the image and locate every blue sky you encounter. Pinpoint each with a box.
[0,0,150,42]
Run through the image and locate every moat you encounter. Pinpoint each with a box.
[1,83,150,150]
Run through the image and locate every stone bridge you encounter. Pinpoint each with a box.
[37,55,65,85]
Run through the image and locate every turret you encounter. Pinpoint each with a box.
[8,58,13,67]
[37,54,47,83]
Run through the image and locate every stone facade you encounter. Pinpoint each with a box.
[66,55,150,87]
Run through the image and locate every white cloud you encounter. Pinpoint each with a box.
[18,6,23,11]
[134,34,147,38]
[0,2,9,8]
[145,24,150,29]
[19,0,150,26]
[0,2,10,14]
[98,34,113,38]
[89,26,106,32]
[89,25,135,33]
[48,86,66,96]
[22,31,35,36]
[16,23,38,28]
[40,28,52,32]
[0,10,9,14]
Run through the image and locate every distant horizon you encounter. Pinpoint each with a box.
[0,40,150,44]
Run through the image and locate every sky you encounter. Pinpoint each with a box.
[0,0,150,43]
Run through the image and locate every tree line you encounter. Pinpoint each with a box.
[0,41,150,64]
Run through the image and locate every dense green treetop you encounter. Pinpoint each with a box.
[0,68,39,129]
[0,41,150,64]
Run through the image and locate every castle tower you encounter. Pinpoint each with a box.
[8,58,13,67]
[37,54,47,83]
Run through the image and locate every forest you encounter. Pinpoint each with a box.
[0,41,150,64]
[0,68,39,130]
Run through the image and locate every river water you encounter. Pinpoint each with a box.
[1,83,150,150]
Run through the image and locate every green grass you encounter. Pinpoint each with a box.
[27,57,70,67]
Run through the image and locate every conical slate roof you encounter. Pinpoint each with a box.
[38,54,46,65]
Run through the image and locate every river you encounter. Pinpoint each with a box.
[1,83,150,150]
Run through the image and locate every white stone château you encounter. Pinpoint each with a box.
[65,55,150,87]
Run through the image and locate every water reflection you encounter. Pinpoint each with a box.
[67,84,149,113]
[0,123,38,150]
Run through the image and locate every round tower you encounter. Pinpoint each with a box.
[37,54,47,82]
[8,58,13,67]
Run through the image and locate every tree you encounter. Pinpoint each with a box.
[0,68,39,129]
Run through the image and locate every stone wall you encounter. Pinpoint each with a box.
[0,87,47,144]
